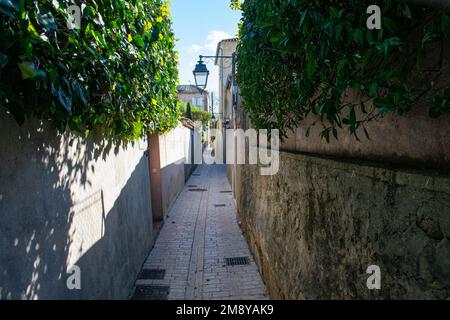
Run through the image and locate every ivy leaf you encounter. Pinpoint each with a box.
[52,80,73,114]
[83,5,96,19]
[335,23,343,40]
[428,90,450,118]
[378,37,402,55]
[383,17,397,33]
[373,97,389,110]
[68,116,82,133]
[0,0,19,10]
[71,80,87,107]
[388,37,403,47]
[306,53,316,79]
[17,61,38,79]
[332,127,338,140]
[321,128,330,143]
[94,12,105,27]
[422,30,437,47]
[299,9,308,31]
[133,35,145,48]
[151,26,161,42]
[37,7,57,31]
[95,114,107,125]
[352,29,364,45]
[0,0,19,17]
[132,120,143,139]
[401,4,412,19]
[0,0,213,139]
[349,107,356,128]
[0,52,8,69]
[27,22,40,38]
[93,31,106,48]
[57,88,72,114]
[369,81,378,97]
[305,126,311,137]
[230,0,241,10]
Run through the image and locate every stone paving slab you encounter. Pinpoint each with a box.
[131,164,268,300]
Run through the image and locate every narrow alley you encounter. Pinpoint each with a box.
[131,165,267,300]
[3,0,450,305]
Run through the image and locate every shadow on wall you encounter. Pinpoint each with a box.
[152,125,201,220]
[0,108,152,299]
[160,159,189,218]
[69,155,152,299]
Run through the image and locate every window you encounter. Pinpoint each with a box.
[191,97,203,107]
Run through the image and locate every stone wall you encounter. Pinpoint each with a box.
[0,109,153,299]
[237,152,450,299]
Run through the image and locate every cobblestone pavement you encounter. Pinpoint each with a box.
[131,164,268,300]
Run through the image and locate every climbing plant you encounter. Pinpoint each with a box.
[234,0,450,140]
[0,0,179,141]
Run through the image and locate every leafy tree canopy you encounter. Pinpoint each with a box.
[235,0,450,141]
[0,0,179,141]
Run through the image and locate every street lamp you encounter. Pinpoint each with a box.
[192,54,236,93]
[192,57,209,90]
[193,53,237,129]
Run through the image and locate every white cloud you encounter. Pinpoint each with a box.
[185,30,232,54]
[204,30,232,52]
[187,44,202,53]
[178,30,233,93]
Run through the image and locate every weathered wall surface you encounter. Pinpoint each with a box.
[0,109,153,299]
[281,103,450,170]
[237,152,450,299]
[157,125,201,218]
[159,126,190,218]
[184,128,201,182]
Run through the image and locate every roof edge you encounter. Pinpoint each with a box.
[215,38,238,65]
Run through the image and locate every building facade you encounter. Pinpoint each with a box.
[214,38,238,191]
[177,85,210,112]
[215,38,238,132]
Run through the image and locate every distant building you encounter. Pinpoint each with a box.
[215,38,238,132]
[177,85,210,112]
[214,38,238,189]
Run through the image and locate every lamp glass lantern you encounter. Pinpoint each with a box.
[193,58,210,90]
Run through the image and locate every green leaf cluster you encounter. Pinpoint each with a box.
[178,100,212,124]
[0,0,179,141]
[236,0,450,140]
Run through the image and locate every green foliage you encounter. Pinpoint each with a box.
[178,100,212,124]
[0,0,179,141]
[186,102,192,119]
[236,0,450,140]
[230,0,242,10]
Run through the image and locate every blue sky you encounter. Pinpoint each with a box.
[170,0,241,95]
